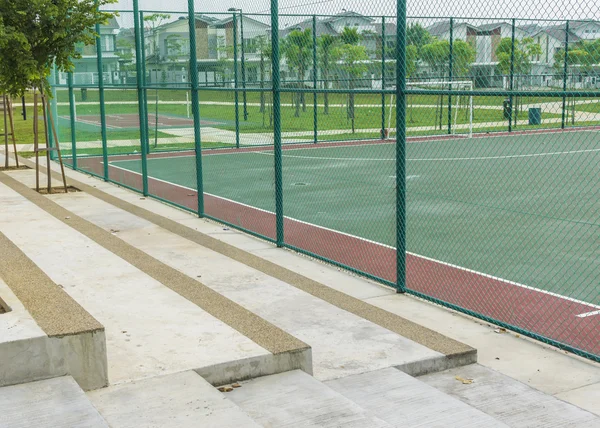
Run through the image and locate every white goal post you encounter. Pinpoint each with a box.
[386,80,474,138]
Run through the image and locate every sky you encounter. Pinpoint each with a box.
[108,0,600,27]
[109,0,599,19]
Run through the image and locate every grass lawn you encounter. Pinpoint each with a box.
[54,86,569,106]
[54,100,562,135]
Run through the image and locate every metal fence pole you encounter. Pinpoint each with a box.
[67,72,77,169]
[139,11,150,155]
[562,20,570,129]
[396,0,407,293]
[509,18,516,132]
[240,11,248,121]
[188,0,205,216]
[381,17,386,139]
[95,20,109,181]
[312,15,318,144]
[271,0,284,247]
[133,0,149,195]
[233,13,240,149]
[447,18,453,135]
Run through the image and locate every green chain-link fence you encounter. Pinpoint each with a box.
[50,0,600,362]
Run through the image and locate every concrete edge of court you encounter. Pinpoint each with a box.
[8,152,478,365]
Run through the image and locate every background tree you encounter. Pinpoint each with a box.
[405,44,418,122]
[553,47,590,125]
[421,39,475,129]
[338,27,369,133]
[317,34,340,115]
[0,0,115,97]
[143,13,171,147]
[496,37,541,124]
[406,23,433,56]
[115,37,136,76]
[0,0,114,178]
[282,28,313,117]
[143,14,171,82]
[255,35,270,115]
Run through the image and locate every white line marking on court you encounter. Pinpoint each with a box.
[107,161,600,312]
[576,310,600,318]
[254,147,600,162]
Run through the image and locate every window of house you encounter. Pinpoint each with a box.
[244,38,258,54]
[165,37,189,57]
[101,35,115,52]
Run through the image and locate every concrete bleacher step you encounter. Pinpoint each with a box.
[0,376,108,428]
[326,367,508,427]
[227,369,392,427]
[87,371,261,428]
[419,364,600,428]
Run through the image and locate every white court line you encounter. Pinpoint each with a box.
[576,310,600,318]
[106,161,600,313]
[254,147,600,162]
[75,117,121,130]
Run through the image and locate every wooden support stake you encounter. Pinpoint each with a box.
[44,96,68,192]
[2,95,8,169]
[41,93,52,193]
[34,91,40,192]
[6,98,19,168]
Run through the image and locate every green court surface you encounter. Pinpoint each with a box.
[111,130,600,304]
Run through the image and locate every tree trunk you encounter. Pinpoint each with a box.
[438,94,443,130]
[295,92,300,118]
[259,55,265,113]
[349,79,355,133]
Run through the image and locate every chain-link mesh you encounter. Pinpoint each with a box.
[51,0,600,362]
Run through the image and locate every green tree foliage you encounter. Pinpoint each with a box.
[318,34,340,115]
[496,37,542,80]
[338,28,369,133]
[553,48,591,76]
[421,39,476,78]
[339,26,361,46]
[421,39,475,129]
[0,0,116,96]
[282,28,313,117]
[580,39,600,64]
[406,23,433,55]
[115,37,136,72]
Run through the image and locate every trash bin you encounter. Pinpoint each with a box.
[528,107,542,125]
[80,88,87,101]
[503,99,512,120]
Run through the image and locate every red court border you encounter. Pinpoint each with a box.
[75,130,600,358]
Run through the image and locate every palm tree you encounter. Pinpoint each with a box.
[282,28,313,117]
[318,34,340,115]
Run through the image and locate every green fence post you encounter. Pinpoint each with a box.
[509,18,516,132]
[396,0,407,293]
[271,0,284,247]
[95,19,109,181]
[139,11,150,155]
[188,0,205,216]
[67,72,77,170]
[447,17,453,135]
[312,15,318,144]
[233,13,240,149]
[240,10,248,121]
[133,0,149,196]
[562,20,570,129]
[381,16,386,139]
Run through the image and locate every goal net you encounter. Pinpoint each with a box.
[386,80,474,138]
